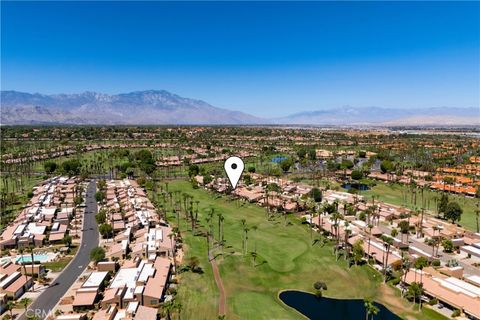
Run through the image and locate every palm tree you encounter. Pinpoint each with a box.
[250,251,258,267]
[28,245,35,291]
[6,300,14,319]
[20,297,32,313]
[391,228,398,239]
[244,226,250,256]
[18,247,28,281]
[366,224,373,264]
[401,255,411,297]
[217,213,225,252]
[162,300,174,320]
[475,202,479,233]
[343,221,351,261]
[331,211,342,260]
[414,256,428,309]
[240,219,247,254]
[380,235,393,282]
[364,299,379,320]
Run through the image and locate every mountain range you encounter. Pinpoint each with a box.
[1,90,478,126]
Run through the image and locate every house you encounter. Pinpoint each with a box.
[72,288,99,310]
[142,257,171,307]
[404,268,480,319]
[0,271,33,299]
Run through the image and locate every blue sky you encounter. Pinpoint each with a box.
[1,1,479,117]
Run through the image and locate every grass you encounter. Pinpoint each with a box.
[159,180,446,320]
[360,181,479,232]
[43,257,73,272]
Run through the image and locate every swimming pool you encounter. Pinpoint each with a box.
[16,254,50,263]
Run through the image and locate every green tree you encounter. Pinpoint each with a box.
[364,299,380,320]
[442,239,454,253]
[279,158,293,172]
[380,160,393,174]
[95,191,105,202]
[352,239,364,265]
[95,209,107,224]
[44,161,57,174]
[19,297,32,312]
[405,282,423,305]
[351,170,363,181]
[62,235,73,248]
[444,201,463,223]
[438,193,449,216]
[188,164,200,177]
[90,246,106,263]
[313,281,327,298]
[398,220,410,243]
[99,223,113,238]
[310,187,322,202]
[61,159,82,175]
[341,159,354,170]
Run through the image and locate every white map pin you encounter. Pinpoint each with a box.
[224,156,244,189]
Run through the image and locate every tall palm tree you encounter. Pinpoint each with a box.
[381,235,393,283]
[20,297,32,313]
[331,211,342,260]
[6,300,14,319]
[244,226,250,256]
[364,299,379,320]
[18,247,28,281]
[366,224,373,264]
[401,255,411,297]
[28,245,35,291]
[217,213,224,246]
[240,219,247,254]
[414,256,428,309]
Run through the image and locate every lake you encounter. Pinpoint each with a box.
[279,290,401,320]
[342,182,370,191]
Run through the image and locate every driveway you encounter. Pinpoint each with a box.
[20,180,99,320]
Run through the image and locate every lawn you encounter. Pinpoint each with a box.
[159,180,447,320]
[360,182,479,232]
[43,256,73,272]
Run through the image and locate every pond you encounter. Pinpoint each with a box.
[272,156,287,163]
[279,290,401,320]
[341,182,370,191]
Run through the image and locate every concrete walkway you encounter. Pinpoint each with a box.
[208,241,226,317]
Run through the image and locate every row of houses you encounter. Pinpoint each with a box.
[198,173,312,212]
[60,179,176,320]
[0,176,79,250]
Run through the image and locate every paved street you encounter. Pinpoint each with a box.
[20,180,99,320]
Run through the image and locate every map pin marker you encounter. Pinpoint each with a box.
[224,156,244,190]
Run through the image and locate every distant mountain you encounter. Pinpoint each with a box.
[275,106,479,126]
[0,90,265,125]
[1,90,478,126]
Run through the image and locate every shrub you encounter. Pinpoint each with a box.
[432,259,441,267]
[451,309,461,318]
[428,298,438,306]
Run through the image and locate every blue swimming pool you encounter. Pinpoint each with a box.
[16,254,49,263]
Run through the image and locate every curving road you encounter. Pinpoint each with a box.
[20,180,99,320]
